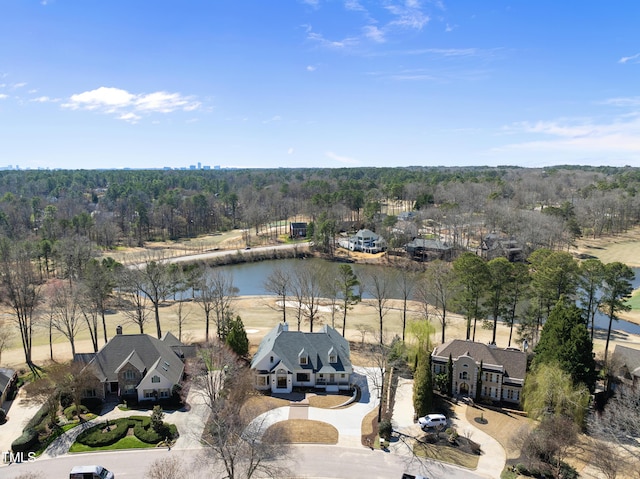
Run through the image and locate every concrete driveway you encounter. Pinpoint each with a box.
[390,377,506,479]
[0,388,43,455]
[248,366,381,447]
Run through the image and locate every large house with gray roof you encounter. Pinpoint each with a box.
[75,328,186,403]
[610,344,640,390]
[251,323,352,394]
[431,339,527,405]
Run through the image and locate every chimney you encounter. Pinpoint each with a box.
[116,325,123,335]
[282,321,289,332]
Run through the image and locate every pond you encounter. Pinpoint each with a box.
[201,258,640,336]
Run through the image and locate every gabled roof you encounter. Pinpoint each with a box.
[406,238,451,251]
[251,323,352,375]
[432,339,527,382]
[612,344,640,379]
[0,367,16,395]
[85,333,184,385]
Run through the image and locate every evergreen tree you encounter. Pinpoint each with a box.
[475,360,483,402]
[226,315,249,357]
[446,354,453,396]
[413,351,433,418]
[532,300,597,390]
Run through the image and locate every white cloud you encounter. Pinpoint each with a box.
[363,25,386,43]
[386,0,430,30]
[0,94,8,100]
[62,86,201,121]
[118,112,141,123]
[344,0,367,11]
[262,115,282,124]
[499,114,640,156]
[326,151,359,165]
[288,147,295,155]
[12,82,27,89]
[619,53,640,64]
[306,65,317,72]
[603,97,640,107]
[307,30,358,49]
[30,96,59,103]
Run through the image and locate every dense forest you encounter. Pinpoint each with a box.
[0,165,638,371]
[0,165,639,256]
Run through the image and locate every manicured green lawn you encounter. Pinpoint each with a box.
[69,435,157,452]
[626,289,640,310]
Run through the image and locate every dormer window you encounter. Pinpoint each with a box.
[328,346,337,364]
[298,348,308,365]
[152,375,160,383]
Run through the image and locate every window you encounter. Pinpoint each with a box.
[151,375,160,383]
[460,371,468,380]
[296,373,310,382]
[329,354,337,363]
[159,390,169,398]
[257,376,268,386]
[84,389,97,398]
[270,356,273,363]
[144,390,155,399]
[124,370,136,380]
[299,356,308,365]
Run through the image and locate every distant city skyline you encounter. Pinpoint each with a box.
[1,1,639,170]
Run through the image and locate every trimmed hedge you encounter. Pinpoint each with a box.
[11,428,39,453]
[25,403,49,431]
[76,418,129,447]
[76,416,178,447]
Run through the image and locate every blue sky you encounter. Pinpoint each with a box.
[1,1,639,170]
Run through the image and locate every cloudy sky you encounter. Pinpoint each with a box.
[1,0,639,170]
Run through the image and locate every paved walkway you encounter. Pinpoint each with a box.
[389,377,506,479]
[40,385,208,458]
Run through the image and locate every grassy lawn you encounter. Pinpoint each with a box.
[464,405,532,461]
[413,442,479,469]
[69,435,158,452]
[263,419,338,444]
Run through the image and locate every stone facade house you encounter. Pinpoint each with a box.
[75,328,187,403]
[431,339,527,405]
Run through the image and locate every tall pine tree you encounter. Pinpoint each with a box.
[413,351,434,418]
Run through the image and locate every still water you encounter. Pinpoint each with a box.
[204,258,640,336]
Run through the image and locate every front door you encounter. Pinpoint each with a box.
[459,382,469,395]
[329,373,335,384]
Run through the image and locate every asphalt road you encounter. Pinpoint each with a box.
[0,445,483,479]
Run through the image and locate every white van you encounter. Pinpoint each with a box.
[69,465,114,479]
[417,413,447,429]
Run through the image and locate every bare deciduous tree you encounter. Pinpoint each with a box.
[199,363,291,479]
[263,265,290,324]
[196,267,237,341]
[47,280,84,356]
[0,316,14,364]
[0,239,43,373]
[119,268,152,334]
[359,266,397,344]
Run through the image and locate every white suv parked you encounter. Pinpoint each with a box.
[417,413,447,429]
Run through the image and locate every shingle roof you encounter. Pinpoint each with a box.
[86,333,184,385]
[0,367,16,395]
[251,323,352,374]
[432,339,527,382]
[612,344,640,379]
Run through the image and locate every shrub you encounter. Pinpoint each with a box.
[0,408,6,423]
[64,404,88,420]
[76,418,129,447]
[59,391,73,409]
[25,404,49,431]
[81,397,103,415]
[11,428,39,453]
[378,419,393,441]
